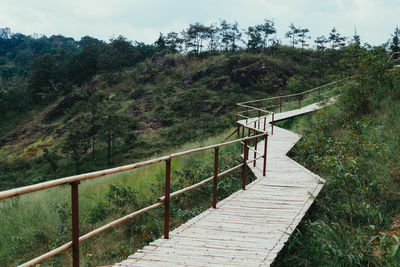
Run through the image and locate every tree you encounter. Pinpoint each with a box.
[28,53,56,101]
[314,35,329,67]
[43,147,60,176]
[63,119,90,173]
[328,27,346,49]
[314,35,329,51]
[219,20,242,51]
[110,35,135,70]
[352,27,361,46]
[298,28,311,52]
[68,36,104,85]
[164,32,183,53]
[246,26,262,50]
[257,19,276,48]
[86,92,105,158]
[285,23,300,47]
[154,33,166,51]
[182,22,212,54]
[390,26,400,55]
[99,99,130,166]
[207,24,220,51]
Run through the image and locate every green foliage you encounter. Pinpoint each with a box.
[287,75,308,93]
[106,184,139,213]
[62,118,91,173]
[275,49,400,266]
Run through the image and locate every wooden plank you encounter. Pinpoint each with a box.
[115,108,327,267]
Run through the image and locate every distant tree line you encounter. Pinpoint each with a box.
[1,21,399,116]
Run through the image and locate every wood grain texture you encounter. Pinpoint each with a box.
[115,102,327,267]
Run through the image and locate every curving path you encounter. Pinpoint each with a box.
[115,102,327,266]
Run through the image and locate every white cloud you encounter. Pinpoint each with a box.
[0,0,398,45]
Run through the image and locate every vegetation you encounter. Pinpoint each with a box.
[0,21,356,191]
[1,19,400,266]
[274,46,400,266]
[0,129,253,266]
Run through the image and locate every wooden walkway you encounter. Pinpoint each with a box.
[115,102,328,266]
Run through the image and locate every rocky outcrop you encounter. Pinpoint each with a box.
[183,64,224,85]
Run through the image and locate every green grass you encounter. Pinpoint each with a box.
[0,127,252,266]
[274,56,400,266]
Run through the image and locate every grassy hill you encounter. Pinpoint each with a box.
[0,47,342,191]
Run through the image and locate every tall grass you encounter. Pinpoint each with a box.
[0,127,252,266]
[274,51,400,266]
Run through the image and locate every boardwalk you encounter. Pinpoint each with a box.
[116,102,328,267]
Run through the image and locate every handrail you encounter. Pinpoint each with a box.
[4,79,343,267]
[1,129,268,267]
[237,80,339,105]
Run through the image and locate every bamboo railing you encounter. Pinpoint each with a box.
[236,80,340,134]
[0,130,268,267]
[0,79,342,266]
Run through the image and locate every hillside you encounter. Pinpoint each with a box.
[0,47,344,190]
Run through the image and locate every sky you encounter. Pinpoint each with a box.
[0,0,399,46]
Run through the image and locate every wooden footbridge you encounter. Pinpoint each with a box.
[0,81,338,266]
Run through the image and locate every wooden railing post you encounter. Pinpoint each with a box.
[280,97,282,113]
[241,140,249,190]
[164,158,171,239]
[212,147,219,209]
[241,125,244,153]
[263,134,268,177]
[70,181,80,267]
[253,122,257,167]
[258,110,261,129]
[272,113,274,135]
[245,107,248,124]
[253,136,258,167]
[263,116,266,131]
[298,95,301,109]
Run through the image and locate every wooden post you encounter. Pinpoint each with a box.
[241,125,244,153]
[164,159,171,239]
[241,140,249,190]
[245,107,248,124]
[70,182,80,267]
[272,113,274,135]
[253,121,257,167]
[263,116,266,131]
[280,97,282,113]
[258,110,261,130]
[263,135,268,176]
[253,136,258,167]
[298,95,301,109]
[212,147,219,209]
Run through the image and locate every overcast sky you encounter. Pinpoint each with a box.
[0,0,398,46]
